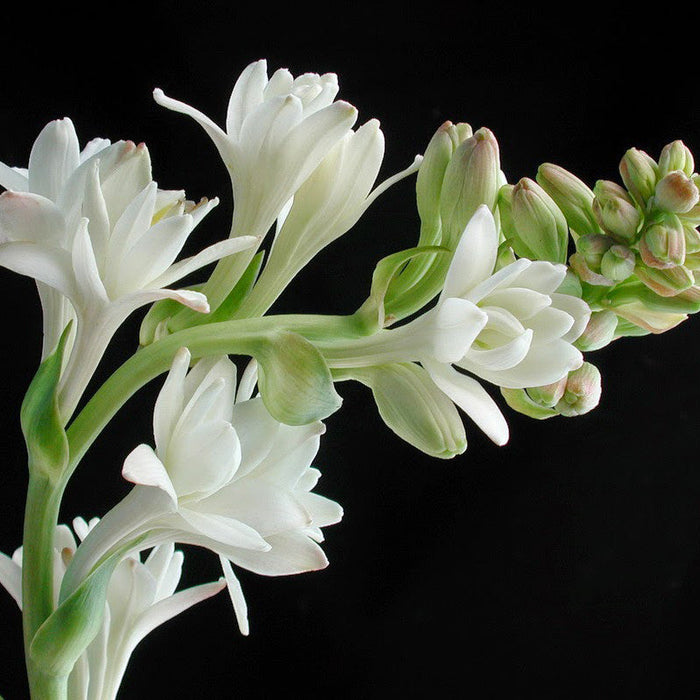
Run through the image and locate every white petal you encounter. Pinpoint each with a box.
[0,550,22,609]
[0,190,66,245]
[424,359,509,446]
[153,88,236,164]
[509,260,567,294]
[0,241,75,298]
[229,397,281,473]
[467,329,534,371]
[220,556,249,635]
[0,161,29,191]
[464,258,531,305]
[441,204,499,300]
[176,509,271,552]
[226,59,268,139]
[428,297,489,363]
[27,118,80,201]
[71,218,109,306]
[480,287,551,321]
[151,235,258,290]
[551,292,591,343]
[122,444,178,506]
[229,531,328,576]
[153,347,190,456]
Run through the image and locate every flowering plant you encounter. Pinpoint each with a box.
[1,58,698,698]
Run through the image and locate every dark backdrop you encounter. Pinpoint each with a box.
[1,4,700,698]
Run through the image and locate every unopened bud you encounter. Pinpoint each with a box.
[440,127,502,245]
[619,147,659,206]
[555,362,602,417]
[592,180,641,243]
[569,252,614,287]
[635,263,694,297]
[510,177,569,263]
[576,233,614,272]
[638,215,686,269]
[416,121,473,229]
[600,244,635,281]
[654,171,700,214]
[499,387,558,420]
[574,310,618,351]
[536,162,601,236]
[684,225,700,254]
[527,378,567,408]
[659,140,695,177]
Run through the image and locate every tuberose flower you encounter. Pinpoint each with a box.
[424,205,590,445]
[62,349,343,635]
[0,519,224,700]
[0,119,256,416]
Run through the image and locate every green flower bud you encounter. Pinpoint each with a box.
[574,309,618,351]
[510,177,569,263]
[536,162,600,237]
[638,215,686,269]
[654,171,700,214]
[499,387,558,420]
[635,263,694,297]
[576,233,614,272]
[684,225,700,254]
[440,127,502,246]
[416,121,473,230]
[592,180,641,243]
[600,244,636,281]
[569,252,614,287]
[527,378,567,408]
[555,362,602,417]
[659,140,695,177]
[619,147,659,206]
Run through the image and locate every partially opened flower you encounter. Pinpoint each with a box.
[241,119,423,316]
[0,519,224,700]
[423,205,590,445]
[63,349,343,635]
[0,120,257,416]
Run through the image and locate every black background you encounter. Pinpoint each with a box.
[2,4,700,698]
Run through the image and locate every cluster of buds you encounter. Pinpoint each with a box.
[495,139,700,355]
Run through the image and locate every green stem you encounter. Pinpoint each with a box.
[65,313,364,474]
[22,471,69,699]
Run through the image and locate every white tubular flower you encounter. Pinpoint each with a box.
[153,59,358,242]
[63,349,343,636]
[243,119,423,316]
[424,205,590,445]
[0,520,224,700]
[0,119,257,416]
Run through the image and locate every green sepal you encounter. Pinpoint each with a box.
[255,330,342,425]
[20,324,72,479]
[355,245,448,331]
[338,363,467,458]
[204,250,265,323]
[29,538,142,678]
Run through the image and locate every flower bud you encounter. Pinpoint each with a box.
[499,387,558,420]
[638,215,686,269]
[658,140,695,177]
[575,233,613,272]
[440,127,502,246]
[619,147,658,206]
[592,180,641,243]
[684,225,700,254]
[510,177,569,263]
[416,121,472,230]
[574,309,618,351]
[555,362,602,417]
[654,171,700,214]
[600,244,635,281]
[527,378,567,408]
[536,163,600,236]
[635,263,694,297]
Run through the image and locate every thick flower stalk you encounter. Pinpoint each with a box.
[62,349,343,635]
[0,121,256,417]
[0,520,224,700]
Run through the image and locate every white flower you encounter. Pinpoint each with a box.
[63,349,343,635]
[423,205,590,445]
[243,119,423,316]
[153,59,358,243]
[0,519,224,700]
[0,119,257,416]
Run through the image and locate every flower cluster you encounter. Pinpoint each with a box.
[0,58,696,698]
